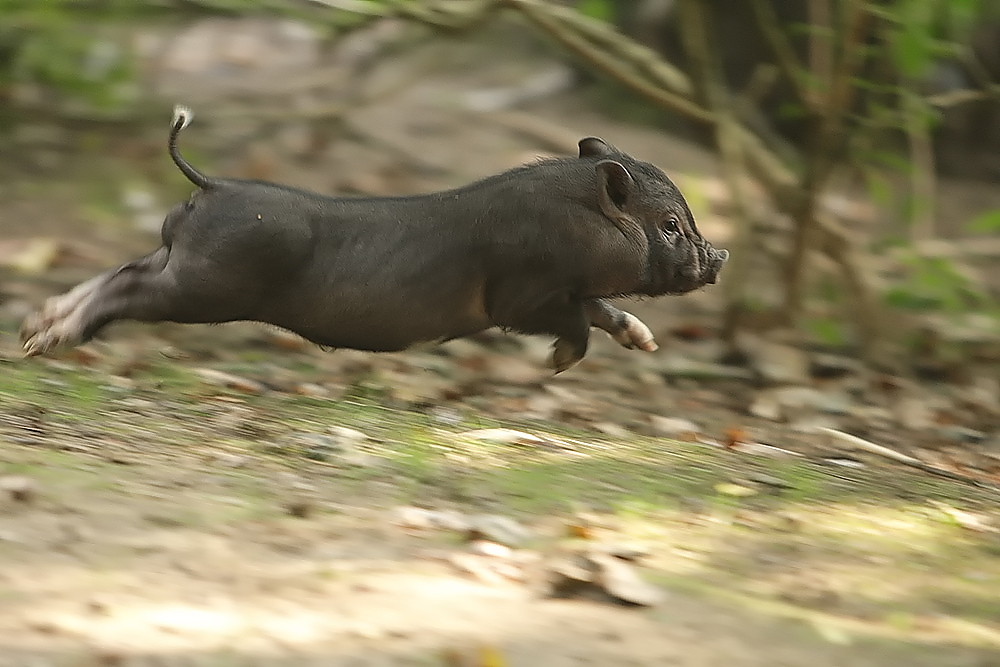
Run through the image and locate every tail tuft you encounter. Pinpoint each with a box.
[168,104,212,189]
[172,105,194,132]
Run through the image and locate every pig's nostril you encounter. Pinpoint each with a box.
[717,249,730,262]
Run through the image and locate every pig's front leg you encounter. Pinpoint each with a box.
[584,299,658,352]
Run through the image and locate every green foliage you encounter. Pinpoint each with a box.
[880,0,987,78]
[0,1,144,111]
[884,252,988,313]
[806,316,850,347]
[577,0,614,22]
[967,209,1000,234]
[14,30,134,108]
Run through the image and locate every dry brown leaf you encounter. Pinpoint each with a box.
[723,426,749,450]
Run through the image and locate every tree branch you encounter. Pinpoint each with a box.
[749,0,810,108]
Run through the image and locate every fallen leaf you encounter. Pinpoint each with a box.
[723,426,748,449]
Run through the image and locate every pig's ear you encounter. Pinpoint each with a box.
[579,137,614,158]
[595,159,634,219]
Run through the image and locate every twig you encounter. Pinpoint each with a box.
[506,0,714,123]
[904,93,936,243]
[926,86,1000,108]
[820,427,1000,492]
[782,0,872,330]
[905,237,1000,258]
[750,0,810,108]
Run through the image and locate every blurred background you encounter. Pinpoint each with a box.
[1,3,1000,664]
[1,0,998,376]
[0,0,998,442]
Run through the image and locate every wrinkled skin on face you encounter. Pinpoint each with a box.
[579,137,729,296]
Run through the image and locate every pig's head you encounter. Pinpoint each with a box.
[579,137,728,296]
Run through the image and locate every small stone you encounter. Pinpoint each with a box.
[449,553,510,585]
[738,334,811,384]
[0,476,38,503]
[469,540,513,559]
[300,434,338,461]
[547,554,597,584]
[87,597,111,615]
[393,506,437,529]
[895,396,935,430]
[213,452,248,468]
[809,354,861,379]
[329,425,370,447]
[748,473,793,489]
[195,368,266,394]
[348,623,386,640]
[591,553,665,606]
[938,426,987,444]
[457,428,547,447]
[648,416,700,439]
[749,393,783,421]
[468,515,531,548]
[658,355,755,381]
[731,442,801,458]
[94,648,125,666]
[393,506,471,532]
[285,498,312,518]
[604,544,651,562]
[296,382,330,398]
[714,482,757,497]
[593,422,631,438]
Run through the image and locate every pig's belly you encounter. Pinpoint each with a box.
[261,286,491,352]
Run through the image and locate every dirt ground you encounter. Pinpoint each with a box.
[1,16,999,667]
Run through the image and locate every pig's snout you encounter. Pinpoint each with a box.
[705,248,729,284]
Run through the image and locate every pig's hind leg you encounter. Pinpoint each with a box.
[21,247,183,356]
[584,299,658,352]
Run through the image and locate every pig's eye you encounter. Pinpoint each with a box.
[664,216,680,234]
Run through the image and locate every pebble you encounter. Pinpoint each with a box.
[0,476,38,503]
